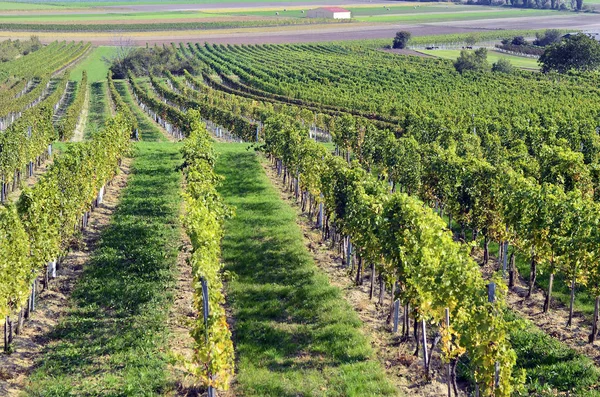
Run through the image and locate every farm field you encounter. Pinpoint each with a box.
[3,15,600,397]
[419,49,541,69]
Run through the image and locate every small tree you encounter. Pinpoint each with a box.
[393,31,412,49]
[492,58,514,73]
[511,36,527,46]
[534,29,561,46]
[454,48,489,73]
[539,33,600,73]
[465,35,477,46]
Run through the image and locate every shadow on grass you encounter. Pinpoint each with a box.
[25,142,183,396]
[215,143,396,397]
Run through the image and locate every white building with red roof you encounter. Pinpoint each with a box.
[306,6,351,19]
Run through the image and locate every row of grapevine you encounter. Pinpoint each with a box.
[123,75,235,391]
[1,111,133,348]
[0,71,74,203]
[0,42,90,122]
[56,71,87,141]
[107,72,139,138]
[260,113,519,396]
[135,69,515,395]
[180,43,600,342]
[181,110,235,391]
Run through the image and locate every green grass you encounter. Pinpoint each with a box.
[418,49,540,70]
[69,46,116,84]
[84,81,109,138]
[113,79,166,143]
[24,139,184,396]
[355,8,567,23]
[214,143,397,397]
[459,310,600,396]
[0,10,227,23]
[0,1,67,10]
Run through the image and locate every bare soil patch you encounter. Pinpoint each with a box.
[0,159,131,397]
[382,48,435,57]
[167,178,200,396]
[478,251,600,366]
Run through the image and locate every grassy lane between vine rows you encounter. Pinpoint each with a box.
[24,141,184,396]
[84,81,109,139]
[214,143,398,397]
[113,79,167,143]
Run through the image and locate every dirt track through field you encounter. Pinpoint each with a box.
[1,14,598,46]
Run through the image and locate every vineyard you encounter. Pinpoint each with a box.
[1,35,600,397]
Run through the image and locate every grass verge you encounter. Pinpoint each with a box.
[24,141,184,396]
[214,143,398,397]
[69,46,116,84]
[84,81,108,138]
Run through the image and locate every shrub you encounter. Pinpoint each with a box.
[533,29,561,46]
[511,36,528,46]
[492,58,514,73]
[392,31,412,49]
[454,48,489,73]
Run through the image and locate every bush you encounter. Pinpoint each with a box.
[392,31,412,49]
[454,48,489,73]
[495,43,545,56]
[511,36,528,46]
[492,58,514,73]
[533,29,561,46]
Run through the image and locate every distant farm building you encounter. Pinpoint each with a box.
[306,7,351,19]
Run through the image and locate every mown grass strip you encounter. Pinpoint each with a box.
[24,141,183,396]
[84,81,109,139]
[114,80,166,143]
[215,143,397,397]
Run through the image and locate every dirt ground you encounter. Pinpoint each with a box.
[477,250,600,367]
[260,157,467,397]
[1,14,598,46]
[0,159,131,397]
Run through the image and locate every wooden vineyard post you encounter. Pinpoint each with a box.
[4,316,10,353]
[488,282,499,393]
[393,300,400,333]
[201,278,216,397]
[487,282,496,303]
[502,242,508,276]
[592,296,599,343]
[421,319,428,374]
[445,308,451,397]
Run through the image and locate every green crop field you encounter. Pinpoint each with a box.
[70,46,116,83]
[0,10,228,24]
[419,49,540,69]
